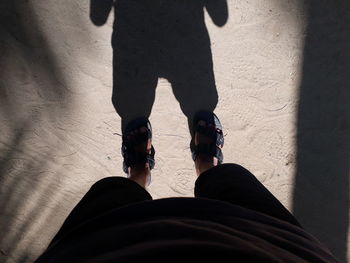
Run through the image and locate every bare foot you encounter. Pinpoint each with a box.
[194,120,222,176]
[127,127,152,188]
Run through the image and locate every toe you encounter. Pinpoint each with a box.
[198,120,206,127]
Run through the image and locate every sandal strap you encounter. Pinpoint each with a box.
[122,145,155,174]
[190,111,224,163]
[121,118,155,174]
[195,125,224,148]
[191,143,223,164]
[122,132,150,146]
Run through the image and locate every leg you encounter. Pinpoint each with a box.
[129,163,151,189]
[122,118,155,188]
[49,177,152,247]
[194,119,221,175]
[127,125,153,188]
[192,113,300,226]
[195,164,301,227]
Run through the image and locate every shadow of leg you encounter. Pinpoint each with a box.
[166,35,218,134]
[111,0,158,131]
[112,51,158,131]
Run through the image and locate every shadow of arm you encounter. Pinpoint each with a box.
[204,0,228,27]
[90,0,113,26]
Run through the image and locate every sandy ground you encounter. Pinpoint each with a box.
[0,1,349,262]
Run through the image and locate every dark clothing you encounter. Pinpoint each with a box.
[35,164,337,262]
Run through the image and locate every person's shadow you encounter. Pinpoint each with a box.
[90,0,228,131]
[293,1,350,261]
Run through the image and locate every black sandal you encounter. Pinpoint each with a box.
[190,111,224,164]
[121,117,155,174]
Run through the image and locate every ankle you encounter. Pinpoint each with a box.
[129,164,150,188]
[195,155,216,176]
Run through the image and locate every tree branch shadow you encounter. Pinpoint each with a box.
[0,1,75,262]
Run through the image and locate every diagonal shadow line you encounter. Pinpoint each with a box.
[0,1,67,105]
[293,1,350,262]
[1,169,65,263]
[0,1,78,262]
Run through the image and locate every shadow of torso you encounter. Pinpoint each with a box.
[107,0,227,129]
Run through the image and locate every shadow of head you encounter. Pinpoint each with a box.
[90,0,228,27]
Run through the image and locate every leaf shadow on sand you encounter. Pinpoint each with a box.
[0,1,78,262]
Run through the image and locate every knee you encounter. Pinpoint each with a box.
[90,176,129,191]
[196,163,256,187]
[203,163,253,177]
